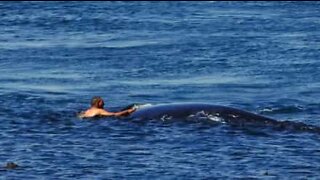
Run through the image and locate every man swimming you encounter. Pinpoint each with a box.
[79,96,136,118]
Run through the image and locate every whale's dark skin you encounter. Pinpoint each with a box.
[126,103,320,133]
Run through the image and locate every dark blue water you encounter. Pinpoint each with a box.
[1,1,320,179]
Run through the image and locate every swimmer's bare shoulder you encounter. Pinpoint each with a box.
[78,108,112,118]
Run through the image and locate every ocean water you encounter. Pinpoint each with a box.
[1,1,320,179]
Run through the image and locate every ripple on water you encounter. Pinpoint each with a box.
[1,1,320,179]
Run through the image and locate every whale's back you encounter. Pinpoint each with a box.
[129,103,276,123]
[127,103,320,133]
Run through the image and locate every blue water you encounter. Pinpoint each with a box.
[1,1,320,179]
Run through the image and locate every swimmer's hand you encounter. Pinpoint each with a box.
[126,107,136,114]
[113,107,136,117]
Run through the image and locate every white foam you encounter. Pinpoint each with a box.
[187,111,225,123]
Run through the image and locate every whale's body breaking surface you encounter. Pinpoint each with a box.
[127,103,320,133]
[129,103,277,123]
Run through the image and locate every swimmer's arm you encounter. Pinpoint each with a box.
[112,108,136,117]
[98,108,135,117]
[98,109,118,117]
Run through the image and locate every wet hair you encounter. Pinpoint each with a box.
[91,96,104,107]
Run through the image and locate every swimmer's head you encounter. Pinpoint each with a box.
[91,96,104,108]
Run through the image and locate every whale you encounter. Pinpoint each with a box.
[125,103,320,133]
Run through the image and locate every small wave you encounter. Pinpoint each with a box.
[259,105,305,114]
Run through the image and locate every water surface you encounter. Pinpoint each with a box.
[0,2,320,179]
